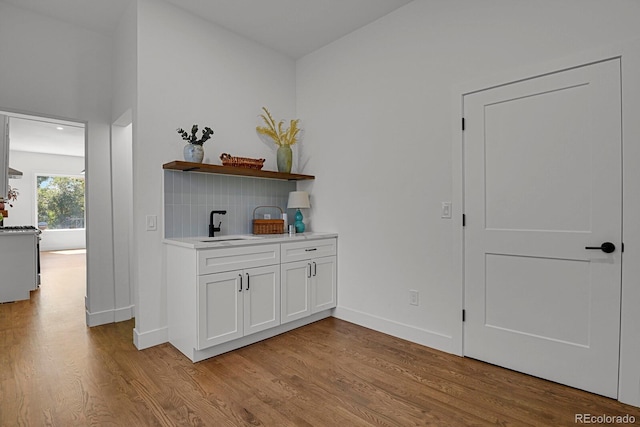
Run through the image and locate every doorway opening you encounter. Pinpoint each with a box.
[456,58,623,399]
[1,110,87,304]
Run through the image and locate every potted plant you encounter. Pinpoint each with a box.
[256,107,301,173]
[4,185,18,208]
[177,125,214,163]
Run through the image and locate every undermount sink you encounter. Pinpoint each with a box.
[198,235,261,242]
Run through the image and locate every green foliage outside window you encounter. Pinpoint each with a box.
[37,176,85,229]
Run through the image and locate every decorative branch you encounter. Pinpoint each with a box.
[177,125,214,146]
[256,107,301,147]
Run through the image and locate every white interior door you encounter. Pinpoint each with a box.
[463,58,622,398]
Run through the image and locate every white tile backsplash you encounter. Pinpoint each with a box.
[164,170,296,238]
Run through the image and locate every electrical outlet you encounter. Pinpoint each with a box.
[409,290,419,306]
[441,202,452,219]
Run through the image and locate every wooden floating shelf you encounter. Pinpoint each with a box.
[163,161,315,181]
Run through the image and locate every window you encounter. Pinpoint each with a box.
[37,175,85,230]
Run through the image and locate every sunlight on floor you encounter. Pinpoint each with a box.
[49,249,86,255]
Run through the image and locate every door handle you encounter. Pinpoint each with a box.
[239,274,243,292]
[585,242,616,253]
[246,273,250,290]
[313,261,317,277]
[307,263,312,278]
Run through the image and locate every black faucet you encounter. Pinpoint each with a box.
[209,210,227,237]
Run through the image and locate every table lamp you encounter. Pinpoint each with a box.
[287,191,310,233]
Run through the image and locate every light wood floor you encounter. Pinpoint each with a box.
[1,251,639,426]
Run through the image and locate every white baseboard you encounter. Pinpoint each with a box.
[115,305,135,322]
[86,305,134,327]
[333,306,457,355]
[134,326,169,350]
[132,306,456,356]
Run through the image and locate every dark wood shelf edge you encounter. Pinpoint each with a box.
[163,161,315,181]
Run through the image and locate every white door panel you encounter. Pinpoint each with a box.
[484,254,590,346]
[464,59,622,398]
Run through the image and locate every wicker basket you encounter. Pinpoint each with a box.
[220,153,265,170]
[253,206,285,235]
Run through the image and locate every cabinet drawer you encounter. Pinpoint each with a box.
[280,238,337,263]
[198,244,280,275]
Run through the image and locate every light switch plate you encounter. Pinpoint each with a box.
[146,215,157,231]
[409,290,419,306]
[441,202,452,219]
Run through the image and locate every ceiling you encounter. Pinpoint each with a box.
[6,115,85,158]
[1,0,413,59]
[1,0,413,157]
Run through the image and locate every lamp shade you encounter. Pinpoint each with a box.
[287,191,310,209]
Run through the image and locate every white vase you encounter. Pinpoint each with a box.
[183,143,204,163]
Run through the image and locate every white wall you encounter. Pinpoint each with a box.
[132,0,297,348]
[112,2,137,125]
[6,150,85,251]
[0,2,116,325]
[111,1,138,328]
[111,122,134,321]
[296,0,640,405]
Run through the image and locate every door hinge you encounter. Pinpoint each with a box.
[462,117,466,131]
[462,309,466,322]
[462,214,466,227]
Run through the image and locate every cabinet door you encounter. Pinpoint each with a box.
[311,256,337,314]
[281,260,311,324]
[197,271,243,349]
[243,265,280,335]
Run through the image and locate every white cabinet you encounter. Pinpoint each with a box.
[281,238,337,325]
[197,264,280,349]
[0,115,8,203]
[166,243,280,357]
[165,236,337,362]
[0,232,38,303]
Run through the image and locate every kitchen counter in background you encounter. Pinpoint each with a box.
[163,232,338,250]
[0,228,40,303]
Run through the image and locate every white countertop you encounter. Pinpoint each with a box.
[163,232,338,249]
[0,230,40,236]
